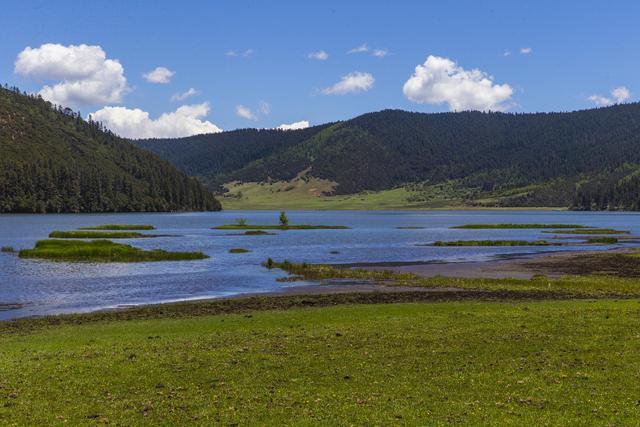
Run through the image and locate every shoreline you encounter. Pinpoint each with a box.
[2,247,636,323]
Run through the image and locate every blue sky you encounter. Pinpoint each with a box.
[1,0,638,138]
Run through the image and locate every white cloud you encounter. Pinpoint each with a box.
[277,120,310,131]
[236,104,257,120]
[143,66,174,84]
[588,86,631,106]
[372,49,388,57]
[503,50,512,57]
[520,47,532,54]
[171,88,198,102]
[347,43,369,54]
[612,86,631,103]
[14,43,127,107]
[226,49,253,58]
[322,72,375,95]
[258,100,271,115]
[308,50,329,60]
[402,55,513,111]
[90,103,222,139]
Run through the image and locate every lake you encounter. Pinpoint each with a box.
[1,210,639,320]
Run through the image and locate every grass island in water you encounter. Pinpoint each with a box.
[451,223,590,229]
[430,240,559,247]
[49,231,158,239]
[19,239,207,262]
[79,224,156,230]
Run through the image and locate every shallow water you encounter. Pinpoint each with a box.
[1,210,639,319]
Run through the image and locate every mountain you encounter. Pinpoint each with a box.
[0,86,220,213]
[137,104,640,210]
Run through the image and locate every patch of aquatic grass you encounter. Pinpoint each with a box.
[19,240,207,262]
[49,231,157,239]
[543,228,629,235]
[2,300,640,424]
[451,223,589,229]
[267,259,640,296]
[1,246,15,253]
[228,248,251,253]
[244,230,275,236]
[214,224,350,230]
[79,224,156,230]
[586,237,619,244]
[430,240,558,247]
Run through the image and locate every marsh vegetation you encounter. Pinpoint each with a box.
[19,240,208,262]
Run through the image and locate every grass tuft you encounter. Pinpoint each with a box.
[543,228,629,235]
[1,246,15,253]
[229,248,251,253]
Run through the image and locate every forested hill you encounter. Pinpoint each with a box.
[137,104,640,210]
[0,86,220,213]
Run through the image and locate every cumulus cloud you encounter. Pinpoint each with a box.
[372,49,389,58]
[347,44,369,54]
[277,120,310,131]
[226,49,253,58]
[588,86,631,106]
[236,104,257,120]
[520,47,532,54]
[322,72,374,95]
[171,88,198,102]
[402,55,513,111]
[143,66,174,84]
[90,103,222,139]
[308,50,329,60]
[14,43,127,107]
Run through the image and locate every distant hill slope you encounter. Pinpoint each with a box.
[137,105,640,210]
[0,86,220,213]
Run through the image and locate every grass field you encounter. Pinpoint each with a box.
[19,239,208,262]
[0,299,638,425]
[219,180,568,210]
[220,180,470,210]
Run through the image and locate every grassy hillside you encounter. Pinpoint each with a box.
[1,299,638,425]
[139,105,640,210]
[0,86,220,213]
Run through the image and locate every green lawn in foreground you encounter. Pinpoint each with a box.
[213,224,350,230]
[19,239,207,262]
[0,300,638,425]
[79,224,156,230]
[49,231,156,239]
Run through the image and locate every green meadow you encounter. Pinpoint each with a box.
[0,299,639,425]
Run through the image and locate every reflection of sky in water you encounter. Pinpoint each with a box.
[1,210,640,319]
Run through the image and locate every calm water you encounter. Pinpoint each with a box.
[1,210,639,319]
